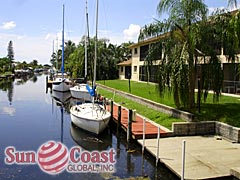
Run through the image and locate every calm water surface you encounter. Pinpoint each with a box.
[0,75,178,180]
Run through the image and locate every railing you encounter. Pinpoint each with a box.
[139,73,157,83]
[138,75,240,94]
[222,80,240,94]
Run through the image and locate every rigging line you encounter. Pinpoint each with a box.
[89,0,96,37]
[101,0,110,41]
[77,2,86,42]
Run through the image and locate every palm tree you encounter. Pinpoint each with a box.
[64,40,76,65]
[67,46,84,78]
[155,0,208,109]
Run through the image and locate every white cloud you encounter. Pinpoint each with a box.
[0,32,53,64]
[208,6,225,15]
[123,24,140,42]
[0,32,83,64]
[17,35,25,40]
[108,35,125,45]
[2,106,16,116]
[1,21,16,30]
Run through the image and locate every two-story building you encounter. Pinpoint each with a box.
[118,32,240,93]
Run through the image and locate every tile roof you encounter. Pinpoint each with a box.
[117,59,132,66]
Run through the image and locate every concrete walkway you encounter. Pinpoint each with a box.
[138,136,240,179]
[194,89,240,98]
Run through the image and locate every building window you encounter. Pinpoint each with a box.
[121,67,123,72]
[134,66,137,72]
[134,48,138,54]
[140,45,149,61]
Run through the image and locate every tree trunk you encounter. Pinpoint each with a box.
[188,55,195,109]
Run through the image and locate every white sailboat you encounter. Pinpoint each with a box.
[52,4,72,92]
[70,0,91,101]
[70,83,91,101]
[70,0,111,135]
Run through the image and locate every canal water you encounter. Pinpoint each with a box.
[0,74,178,180]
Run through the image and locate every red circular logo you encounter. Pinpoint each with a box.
[37,141,69,174]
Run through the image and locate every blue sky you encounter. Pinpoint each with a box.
[0,0,232,64]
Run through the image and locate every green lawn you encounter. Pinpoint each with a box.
[97,88,183,130]
[98,79,240,127]
[98,80,175,107]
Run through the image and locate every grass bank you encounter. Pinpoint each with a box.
[97,88,183,130]
[98,80,240,127]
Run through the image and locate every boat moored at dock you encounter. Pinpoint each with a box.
[70,103,110,134]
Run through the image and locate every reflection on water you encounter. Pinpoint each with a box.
[0,75,179,180]
[0,77,14,105]
[0,74,38,105]
[71,123,112,151]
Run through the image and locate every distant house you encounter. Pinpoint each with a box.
[117,60,132,80]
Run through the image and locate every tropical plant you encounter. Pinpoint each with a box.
[139,0,240,110]
[0,57,12,73]
[54,35,133,81]
[67,44,84,78]
[7,41,14,61]
[156,0,208,109]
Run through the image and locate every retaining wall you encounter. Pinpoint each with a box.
[98,84,194,122]
[172,121,240,143]
[215,122,240,143]
[173,121,215,136]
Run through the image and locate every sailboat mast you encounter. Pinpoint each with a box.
[84,0,88,79]
[52,40,54,55]
[56,37,58,70]
[94,0,98,87]
[61,4,65,79]
[52,40,55,70]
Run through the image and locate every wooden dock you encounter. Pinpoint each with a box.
[108,103,169,139]
[107,102,240,179]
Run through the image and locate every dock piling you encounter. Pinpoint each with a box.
[181,140,186,180]
[117,105,121,132]
[142,118,146,154]
[127,109,133,143]
[110,100,113,120]
[132,109,136,121]
[156,126,160,166]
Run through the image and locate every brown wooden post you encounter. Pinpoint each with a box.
[110,100,113,120]
[117,105,121,131]
[127,109,132,142]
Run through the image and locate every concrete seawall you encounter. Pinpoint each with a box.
[97,83,194,122]
[172,121,240,143]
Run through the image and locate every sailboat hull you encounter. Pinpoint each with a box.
[52,78,72,92]
[70,84,91,101]
[70,103,110,134]
[52,91,71,105]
